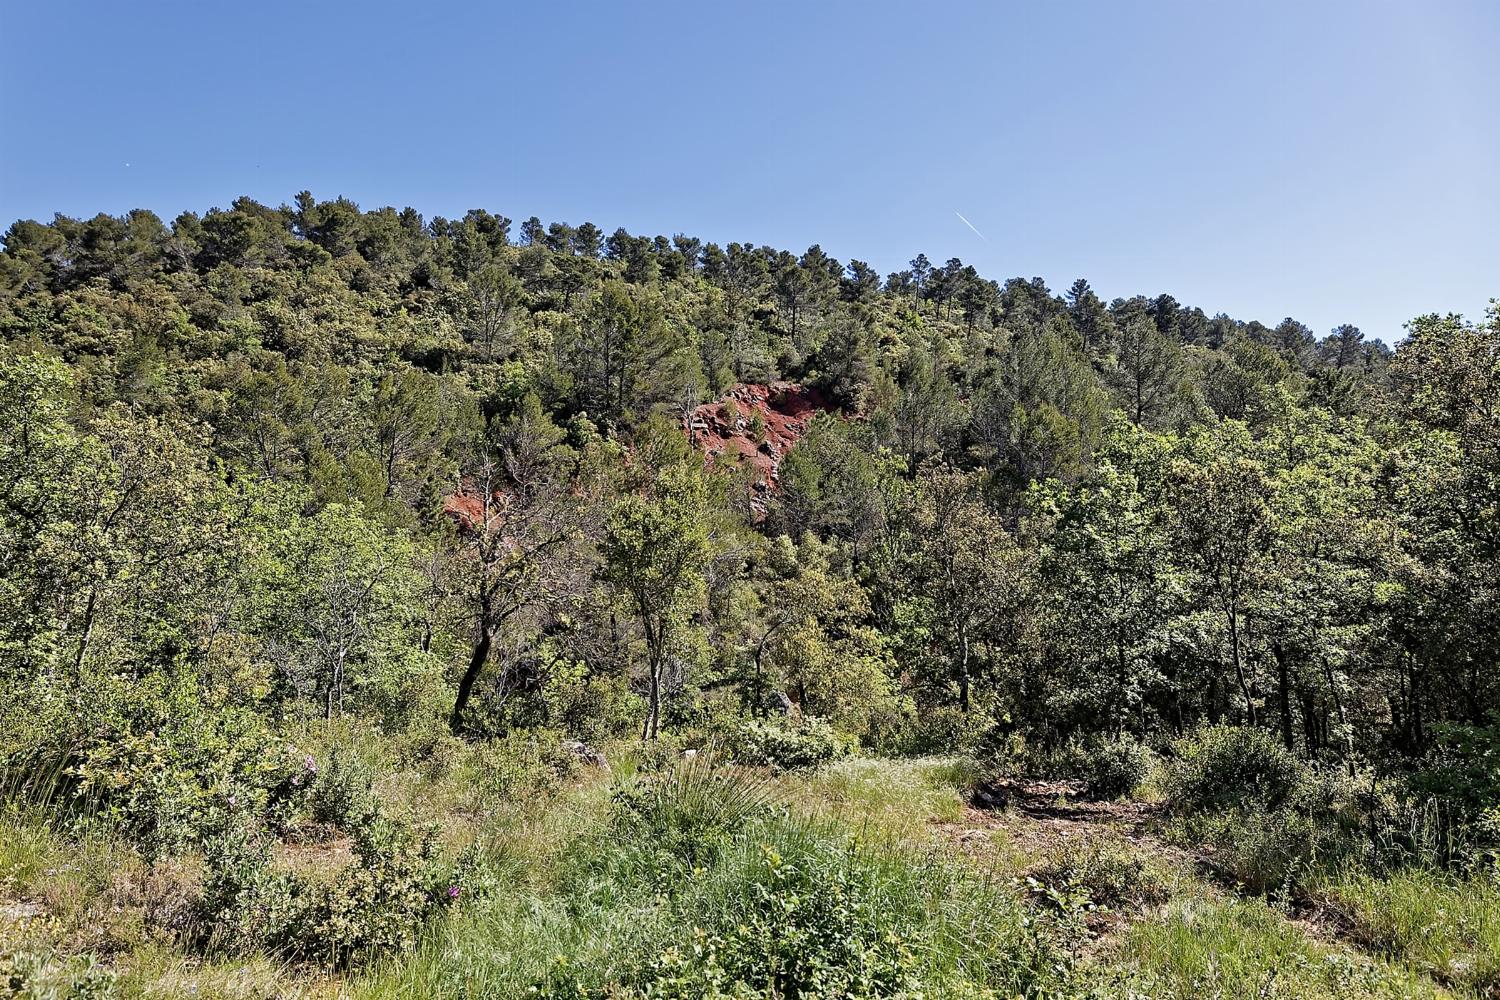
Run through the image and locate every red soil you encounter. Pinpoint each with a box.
[684,381,832,513]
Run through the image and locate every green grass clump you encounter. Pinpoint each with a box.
[788,756,974,837]
[1090,894,1453,999]
[1324,866,1500,996]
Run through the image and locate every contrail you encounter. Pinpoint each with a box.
[954,211,988,242]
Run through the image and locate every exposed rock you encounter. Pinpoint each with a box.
[682,381,834,519]
[764,689,794,716]
[562,739,609,769]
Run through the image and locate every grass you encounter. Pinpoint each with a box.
[781,755,975,837]
[1089,893,1456,999]
[354,809,1062,999]
[0,738,1489,1000]
[1322,866,1500,997]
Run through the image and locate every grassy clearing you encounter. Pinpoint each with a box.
[1322,866,1500,997]
[353,754,1062,999]
[778,755,974,836]
[1088,893,1456,999]
[0,745,1487,1000]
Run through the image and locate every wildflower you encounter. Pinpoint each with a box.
[447,885,461,899]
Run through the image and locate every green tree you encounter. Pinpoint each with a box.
[604,464,711,739]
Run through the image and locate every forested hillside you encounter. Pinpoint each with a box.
[2,195,1498,998]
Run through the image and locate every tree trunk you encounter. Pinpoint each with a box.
[451,627,492,735]
[1274,643,1294,751]
[1228,606,1255,726]
[643,654,661,740]
[957,627,971,713]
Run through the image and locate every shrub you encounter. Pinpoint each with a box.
[2,668,297,860]
[1029,839,1169,913]
[0,947,116,999]
[467,728,579,810]
[297,817,447,966]
[198,817,304,955]
[641,842,921,998]
[200,809,473,969]
[307,748,374,829]
[908,706,997,756]
[1163,725,1304,815]
[728,717,856,771]
[1176,807,1330,897]
[1076,734,1154,800]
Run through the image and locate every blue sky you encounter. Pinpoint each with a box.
[2,0,1495,340]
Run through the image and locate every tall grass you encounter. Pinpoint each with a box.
[1325,866,1500,996]
[354,758,1062,999]
[1093,894,1453,999]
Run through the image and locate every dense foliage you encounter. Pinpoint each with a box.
[1,194,1498,991]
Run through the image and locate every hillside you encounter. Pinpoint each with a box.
[0,196,1498,997]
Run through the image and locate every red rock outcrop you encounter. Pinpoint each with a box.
[684,381,831,514]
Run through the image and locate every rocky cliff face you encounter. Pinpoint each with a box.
[684,381,831,515]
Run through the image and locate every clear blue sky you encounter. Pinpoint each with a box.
[2,0,1496,340]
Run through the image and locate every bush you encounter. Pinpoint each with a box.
[199,806,474,969]
[298,817,446,965]
[641,842,921,998]
[907,707,997,756]
[467,728,580,810]
[532,819,1066,1000]
[1163,725,1304,815]
[0,946,116,999]
[1076,734,1154,800]
[1,668,298,860]
[728,717,856,771]
[1029,839,1170,912]
[307,747,374,829]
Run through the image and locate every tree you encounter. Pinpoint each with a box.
[464,262,523,359]
[446,424,580,734]
[1030,431,1183,736]
[1111,316,1183,426]
[970,317,1105,488]
[1323,324,1365,368]
[604,464,712,739]
[1169,426,1275,726]
[902,469,1025,712]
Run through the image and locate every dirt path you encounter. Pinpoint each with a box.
[935,778,1181,862]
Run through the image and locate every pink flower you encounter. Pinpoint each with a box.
[447,885,461,899]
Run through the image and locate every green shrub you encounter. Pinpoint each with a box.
[0,946,117,999]
[908,706,997,756]
[1176,807,1327,897]
[200,792,477,968]
[1030,839,1170,912]
[528,818,1066,1000]
[467,728,580,810]
[1076,734,1154,800]
[308,747,375,829]
[2,668,297,860]
[198,817,304,955]
[728,717,856,771]
[639,842,921,999]
[298,818,447,966]
[1163,725,1304,815]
